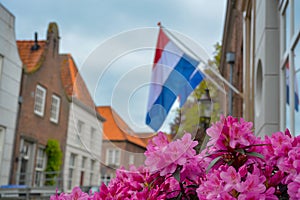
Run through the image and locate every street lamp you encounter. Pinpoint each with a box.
[195,88,212,150]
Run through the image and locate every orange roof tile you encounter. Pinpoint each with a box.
[60,54,95,108]
[17,40,97,110]
[96,106,150,148]
[17,40,47,73]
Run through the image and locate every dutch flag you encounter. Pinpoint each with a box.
[145,28,204,131]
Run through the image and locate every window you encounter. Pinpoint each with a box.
[50,95,60,123]
[77,120,84,133]
[35,147,47,186]
[129,155,134,165]
[293,43,300,135]
[34,85,47,116]
[280,0,300,136]
[89,160,95,185]
[68,153,76,190]
[106,149,120,166]
[101,174,111,185]
[90,127,96,147]
[0,55,3,80]
[18,140,33,185]
[283,2,290,53]
[0,127,5,168]
[81,157,86,168]
[80,157,87,186]
[76,121,84,144]
[295,0,300,34]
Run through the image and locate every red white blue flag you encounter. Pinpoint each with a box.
[286,63,299,111]
[146,28,204,131]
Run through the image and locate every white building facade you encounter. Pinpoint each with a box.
[0,4,22,185]
[63,98,104,192]
[239,0,300,136]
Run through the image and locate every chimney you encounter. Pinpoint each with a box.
[31,32,40,51]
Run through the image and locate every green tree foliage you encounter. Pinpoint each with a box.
[45,139,62,186]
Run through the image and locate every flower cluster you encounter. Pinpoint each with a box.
[51,116,300,200]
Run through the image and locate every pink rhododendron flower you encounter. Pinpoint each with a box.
[55,116,300,199]
[288,173,300,200]
[206,116,257,154]
[220,166,241,191]
[145,132,198,176]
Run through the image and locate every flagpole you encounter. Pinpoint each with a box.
[158,22,243,98]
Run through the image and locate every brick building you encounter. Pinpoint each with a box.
[12,23,69,186]
[12,22,105,190]
[220,0,245,119]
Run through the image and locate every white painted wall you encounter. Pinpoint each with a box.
[0,4,22,185]
[63,100,103,192]
[254,0,280,136]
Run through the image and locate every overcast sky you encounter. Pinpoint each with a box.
[2,0,227,133]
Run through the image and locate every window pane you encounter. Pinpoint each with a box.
[295,0,300,34]
[77,121,84,133]
[295,71,300,135]
[82,157,86,168]
[284,2,291,51]
[50,95,60,123]
[90,127,96,147]
[34,85,46,116]
[0,127,5,168]
[68,169,73,190]
[114,150,120,165]
[129,155,134,165]
[36,148,45,169]
[295,42,300,135]
[91,160,95,171]
[108,150,113,165]
[286,60,291,131]
[69,154,76,167]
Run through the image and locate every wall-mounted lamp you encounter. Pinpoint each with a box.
[226,52,235,116]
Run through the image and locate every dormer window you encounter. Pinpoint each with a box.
[50,95,60,123]
[34,85,46,117]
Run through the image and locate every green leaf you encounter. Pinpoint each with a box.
[246,152,264,159]
[206,156,222,173]
[235,148,245,154]
[173,167,181,182]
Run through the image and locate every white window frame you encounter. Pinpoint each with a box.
[90,159,95,185]
[106,149,120,166]
[0,55,3,80]
[77,120,84,133]
[50,95,60,123]
[279,0,300,135]
[34,147,47,187]
[68,153,76,190]
[90,127,96,147]
[0,127,5,168]
[129,154,135,165]
[34,85,47,117]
